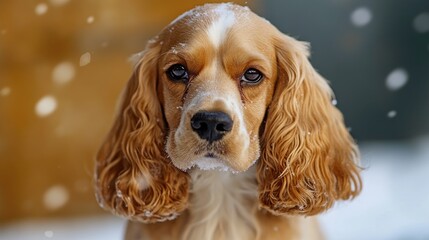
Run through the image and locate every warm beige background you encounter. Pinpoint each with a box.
[0,0,253,224]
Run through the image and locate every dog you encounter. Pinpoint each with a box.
[95,3,361,240]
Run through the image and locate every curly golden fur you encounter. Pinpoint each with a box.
[258,35,361,216]
[95,44,190,223]
[95,3,361,239]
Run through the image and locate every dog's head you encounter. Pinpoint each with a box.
[95,3,361,222]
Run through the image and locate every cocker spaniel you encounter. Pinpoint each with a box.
[95,3,361,240]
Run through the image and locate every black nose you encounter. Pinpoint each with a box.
[190,111,233,142]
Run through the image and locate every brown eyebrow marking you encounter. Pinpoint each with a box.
[181,78,194,105]
[238,80,246,104]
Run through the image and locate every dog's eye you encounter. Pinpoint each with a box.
[167,64,189,83]
[241,68,263,85]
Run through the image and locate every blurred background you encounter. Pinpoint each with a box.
[0,0,428,239]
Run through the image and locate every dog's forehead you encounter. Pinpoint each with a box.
[169,3,252,28]
[160,3,270,49]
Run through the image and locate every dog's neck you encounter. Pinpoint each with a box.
[183,166,261,240]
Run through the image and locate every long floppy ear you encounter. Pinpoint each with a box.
[95,41,189,223]
[257,34,361,216]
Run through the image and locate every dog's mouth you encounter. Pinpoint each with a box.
[194,142,226,156]
[170,124,252,173]
[205,152,216,158]
[188,146,232,172]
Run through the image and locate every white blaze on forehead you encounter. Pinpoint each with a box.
[207,4,236,48]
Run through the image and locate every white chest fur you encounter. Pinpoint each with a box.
[183,167,260,240]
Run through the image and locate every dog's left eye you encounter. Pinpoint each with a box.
[241,68,263,85]
[167,64,189,83]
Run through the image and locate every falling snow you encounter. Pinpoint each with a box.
[43,185,69,210]
[413,12,429,33]
[52,62,75,85]
[387,110,397,118]
[35,95,57,117]
[35,3,48,16]
[87,16,95,24]
[386,68,408,91]
[0,87,11,96]
[332,99,338,106]
[350,7,372,27]
[80,52,91,66]
[44,230,54,238]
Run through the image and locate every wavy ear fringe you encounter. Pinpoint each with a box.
[257,34,361,216]
[95,42,189,223]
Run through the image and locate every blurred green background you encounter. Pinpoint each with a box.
[264,0,429,140]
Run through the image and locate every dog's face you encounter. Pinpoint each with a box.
[159,5,277,172]
[95,3,361,223]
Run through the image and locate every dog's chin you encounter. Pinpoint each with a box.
[173,154,234,173]
[168,151,235,173]
[167,135,258,173]
[191,155,232,172]
[170,152,256,174]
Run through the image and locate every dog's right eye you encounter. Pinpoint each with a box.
[241,68,264,85]
[167,64,189,83]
